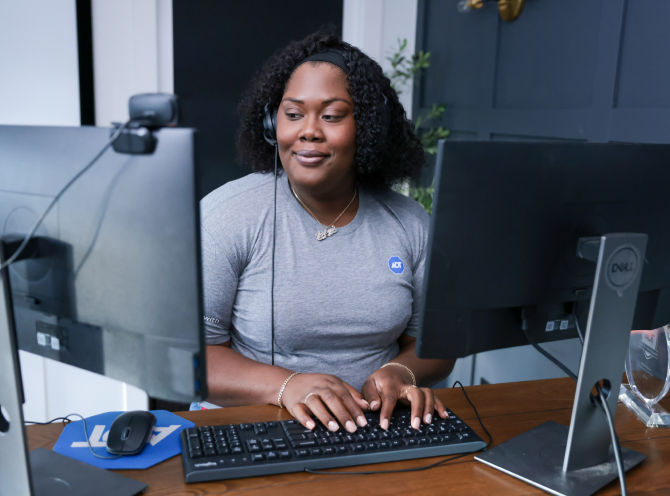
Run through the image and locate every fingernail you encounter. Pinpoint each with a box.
[328,420,339,431]
[370,401,379,410]
[306,420,315,430]
[345,420,357,433]
[381,418,389,430]
[425,414,432,424]
[357,415,367,427]
[412,417,420,430]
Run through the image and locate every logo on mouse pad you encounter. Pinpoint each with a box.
[53,410,193,470]
[388,256,404,274]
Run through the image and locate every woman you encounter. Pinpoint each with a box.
[201,30,455,434]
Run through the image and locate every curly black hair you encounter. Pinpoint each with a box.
[236,29,425,190]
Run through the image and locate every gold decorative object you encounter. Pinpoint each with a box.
[498,0,525,22]
[457,0,526,23]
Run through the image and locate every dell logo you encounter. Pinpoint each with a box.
[611,262,634,273]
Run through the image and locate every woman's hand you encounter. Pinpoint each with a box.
[281,373,370,433]
[361,365,448,431]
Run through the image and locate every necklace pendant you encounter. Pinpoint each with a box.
[326,226,337,237]
[315,230,327,241]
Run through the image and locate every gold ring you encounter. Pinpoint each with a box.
[403,385,418,396]
[304,392,319,404]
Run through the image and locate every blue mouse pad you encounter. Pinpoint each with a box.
[53,410,194,470]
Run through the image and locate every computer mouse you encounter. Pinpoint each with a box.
[106,410,157,456]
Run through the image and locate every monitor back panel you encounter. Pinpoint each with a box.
[0,125,206,402]
[417,141,670,359]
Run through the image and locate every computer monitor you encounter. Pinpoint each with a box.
[0,124,206,494]
[417,140,670,360]
[416,140,670,495]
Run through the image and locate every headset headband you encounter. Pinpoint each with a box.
[296,49,350,75]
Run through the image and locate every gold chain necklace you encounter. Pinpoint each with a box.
[289,184,358,241]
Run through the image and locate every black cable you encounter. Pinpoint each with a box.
[596,383,627,496]
[304,381,492,476]
[26,413,121,460]
[522,327,578,381]
[25,417,73,425]
[271,145,278,366]
[573,301,584,344]
[0,121,130,271]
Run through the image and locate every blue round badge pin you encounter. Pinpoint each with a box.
[388,256,404,274]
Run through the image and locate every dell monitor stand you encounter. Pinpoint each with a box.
[475,233,647,496]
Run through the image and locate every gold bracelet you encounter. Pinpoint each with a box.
[381,362,416,387]
[277,372,301,409]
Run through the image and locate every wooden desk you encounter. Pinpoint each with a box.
[26,378,670,495]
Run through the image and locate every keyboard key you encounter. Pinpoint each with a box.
[187,438,201,450]
[251,453,265,462]
[350,443,366,452]
[262,443,274,451]
[366,433,379,441]
[295,449,309,457]
[266,451,278,460]
[330,437,343,445]
[189,448,203,458]
[417,437,429,445]
[323,446,335,454]
[282,420,298,426]
[336,445,348,453]
[366,442,379,450]
[249,445,261,452]
[379,441,391,449]
[232,446,244,454]
[355,434,366,442]
[247,439,258,445]
[391,440,402,448]
[214,424,234,431]
[186,428,198,438]
[317,438,330,446]
[457,432,472,440]
[342,435,355,443]
[198,426,212,434]
[204,448,216,456]
[274,442,287,449]
[279,450,292,458]
[310,448,322,455]
[430,435,442,443]
[230,441,241,448]
[266,422,279,429]
[217,447,230,455]
[254,426,268,435]
[291,440,317,448]
[239,423,253,431]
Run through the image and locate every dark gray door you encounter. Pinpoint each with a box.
[414,0,670,144]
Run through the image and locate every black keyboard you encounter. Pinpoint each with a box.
[180,408,486,482]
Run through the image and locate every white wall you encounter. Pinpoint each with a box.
[91,0,173,126]
[1,0,158,422]
[0,0,80,126]
[343,0,418,118]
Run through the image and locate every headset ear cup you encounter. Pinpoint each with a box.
[263,103,278,146]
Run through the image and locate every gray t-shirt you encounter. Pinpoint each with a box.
[201,171,429,391]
